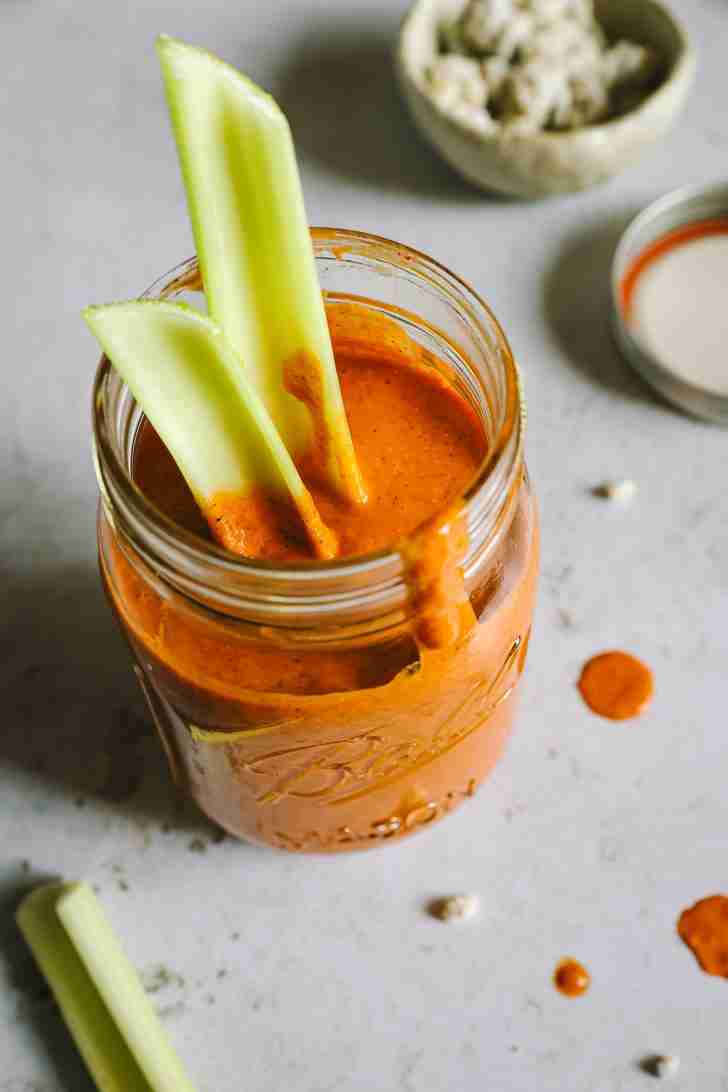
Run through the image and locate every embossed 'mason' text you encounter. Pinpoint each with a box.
[239,634,525,807]
[269,777,480,851]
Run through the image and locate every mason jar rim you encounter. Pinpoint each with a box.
[92,228,524,622]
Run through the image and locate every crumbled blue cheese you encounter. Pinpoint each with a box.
[462,0,515,53]
[499,60,570,129]
[449,99,499,134]
[426,0,660,134]
[602,40,658,89]
[527,0,573,22]
[490,11,536,60]
[428,54,489,108]
[594,479,637,503]
[481,55,510,97]
[518,17,604,70]
[567,0,596,27]
[563,70,610,126]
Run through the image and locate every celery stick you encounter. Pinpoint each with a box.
[56,885,197,1092]
[16,883,194,1092]
[156,35,366,504]
[85,300,336,558]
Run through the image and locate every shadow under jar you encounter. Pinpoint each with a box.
[92,229,539,852]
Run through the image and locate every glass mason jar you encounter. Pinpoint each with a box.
[92,229,539,852]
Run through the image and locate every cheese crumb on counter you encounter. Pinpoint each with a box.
[593,479,637,503]
[643,1054,681,1080]
[427,0,661,134]
[654,1055,680,1080]
[429,894,481,922]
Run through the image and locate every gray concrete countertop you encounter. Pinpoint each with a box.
[2,1,726,1089]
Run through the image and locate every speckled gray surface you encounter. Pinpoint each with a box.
[2,1,727,1089]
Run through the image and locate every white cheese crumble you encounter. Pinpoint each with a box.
[426,0,660,134]
[481,55,510,97]
[594,479,637,503]
[428,54,489,108]
[462,0,515,53]
[430,894,480,921]
[490,11,535,61]
[499,59,571,129]
[652,1055,680,1080]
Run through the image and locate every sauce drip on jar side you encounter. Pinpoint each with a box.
[554,958,590,997]
[578,651,654,721]
[677,895,728,977]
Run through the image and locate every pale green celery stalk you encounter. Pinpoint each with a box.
[16,883,196,1092]
[156,35,366,504]
[84,300,336,558]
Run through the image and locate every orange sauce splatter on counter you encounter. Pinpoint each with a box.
[577,651,654,721]
[554,958,590,997]
[678,895,728,977]
[621,218,728,318]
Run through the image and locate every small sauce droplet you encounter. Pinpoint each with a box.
[677,895,728,977]
[554,958,590,997]
[578,650,653,721]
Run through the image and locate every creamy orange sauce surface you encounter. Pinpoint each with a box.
[678,895,728,977]
[578,651,654,721]
[134,315,485,563]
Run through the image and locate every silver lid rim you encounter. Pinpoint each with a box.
[611,181,728,426]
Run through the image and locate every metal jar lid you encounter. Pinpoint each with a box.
[611,181,728,426]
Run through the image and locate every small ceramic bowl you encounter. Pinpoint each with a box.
[397,0,695,198]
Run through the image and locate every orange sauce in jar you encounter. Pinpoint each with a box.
[134,315,486,563]
[100,303,539,850]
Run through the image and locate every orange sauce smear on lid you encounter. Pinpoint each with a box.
[621,218,728,319]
